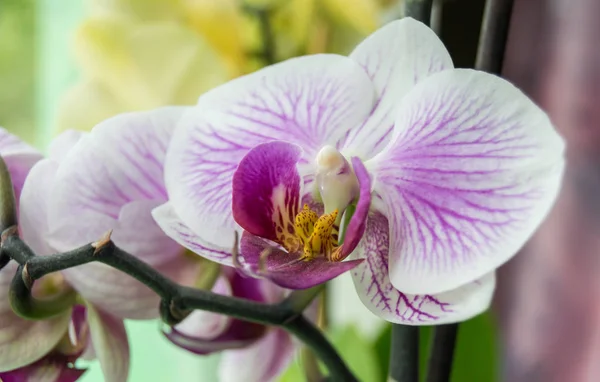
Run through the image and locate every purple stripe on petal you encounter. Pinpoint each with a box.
[337,157,372,260]
[240,232,363,289]
[340,18,453,159]
[152,202,234,265]
[371,69,565,295]
[350,212,495,324]
[232,141,303,245]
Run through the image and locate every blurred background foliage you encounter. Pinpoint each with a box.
[0,0,500,381]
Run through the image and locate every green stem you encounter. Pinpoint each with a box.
[9,265,77,320]
[426,324,459,382]
[2,232,355,381]
[389,324,420,382]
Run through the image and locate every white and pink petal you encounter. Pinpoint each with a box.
[0,128,42,200]
[370,68,565,295]
[152,203,233,266]
[339,18,453,159]
[351,212,495,324]
[164,54,376,249]
[85,304,129,382]
[0,263,71,373]
[218,329,295,382]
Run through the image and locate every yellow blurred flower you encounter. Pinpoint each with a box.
[57,0,398,133]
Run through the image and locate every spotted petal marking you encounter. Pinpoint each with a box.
[351,212,496,324]
[370,69,565,295]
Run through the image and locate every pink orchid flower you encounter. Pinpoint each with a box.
[154,18,565,324]
[0,129,128,381]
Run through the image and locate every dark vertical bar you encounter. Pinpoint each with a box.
[403,0,434,24]
[425,324,459,382]
[390,324,420,382]
[475,0,516,73]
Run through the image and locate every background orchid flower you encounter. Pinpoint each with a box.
[0,129,129,382]
[156,18,565,325]
[55,0,390,134]
[30,107,199,320]
[165,268,295,382]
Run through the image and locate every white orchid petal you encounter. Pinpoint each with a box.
[218,329,294,382]
[152,203,233,266]
[86,304,129,382]
[371,69,565,294]
[341,18,453,158]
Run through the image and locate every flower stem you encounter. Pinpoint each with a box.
[9,264,77,319]
[389,324,420,382]
[242,4,277,66]
[403,0,434,23]
[425,324,459,382]
[475,0,515,74]
[1,230,356,381]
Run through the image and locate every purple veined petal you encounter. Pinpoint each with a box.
[369,69,565,295]
[219,329,295,382]
[85,304,130,382]
[340,18,453,159]
[0,263,71,373]
[20,130,88,256]
[19,159,57,256]
[47,107,185,251]
[336,157,372,260]
[240,232,363,290]
[232,141,303,245]
[47,130,87,163]
[60,200,194,319]
[152,202,234,266]
[350,212,496,324]
[164,54,376,249]
[0,127,43,200]
[166,273,267,355]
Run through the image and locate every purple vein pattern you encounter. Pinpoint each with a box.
[373,69,565,294]
[339,18,453,159]
[44,108,192,319]
[351,212,495,324]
